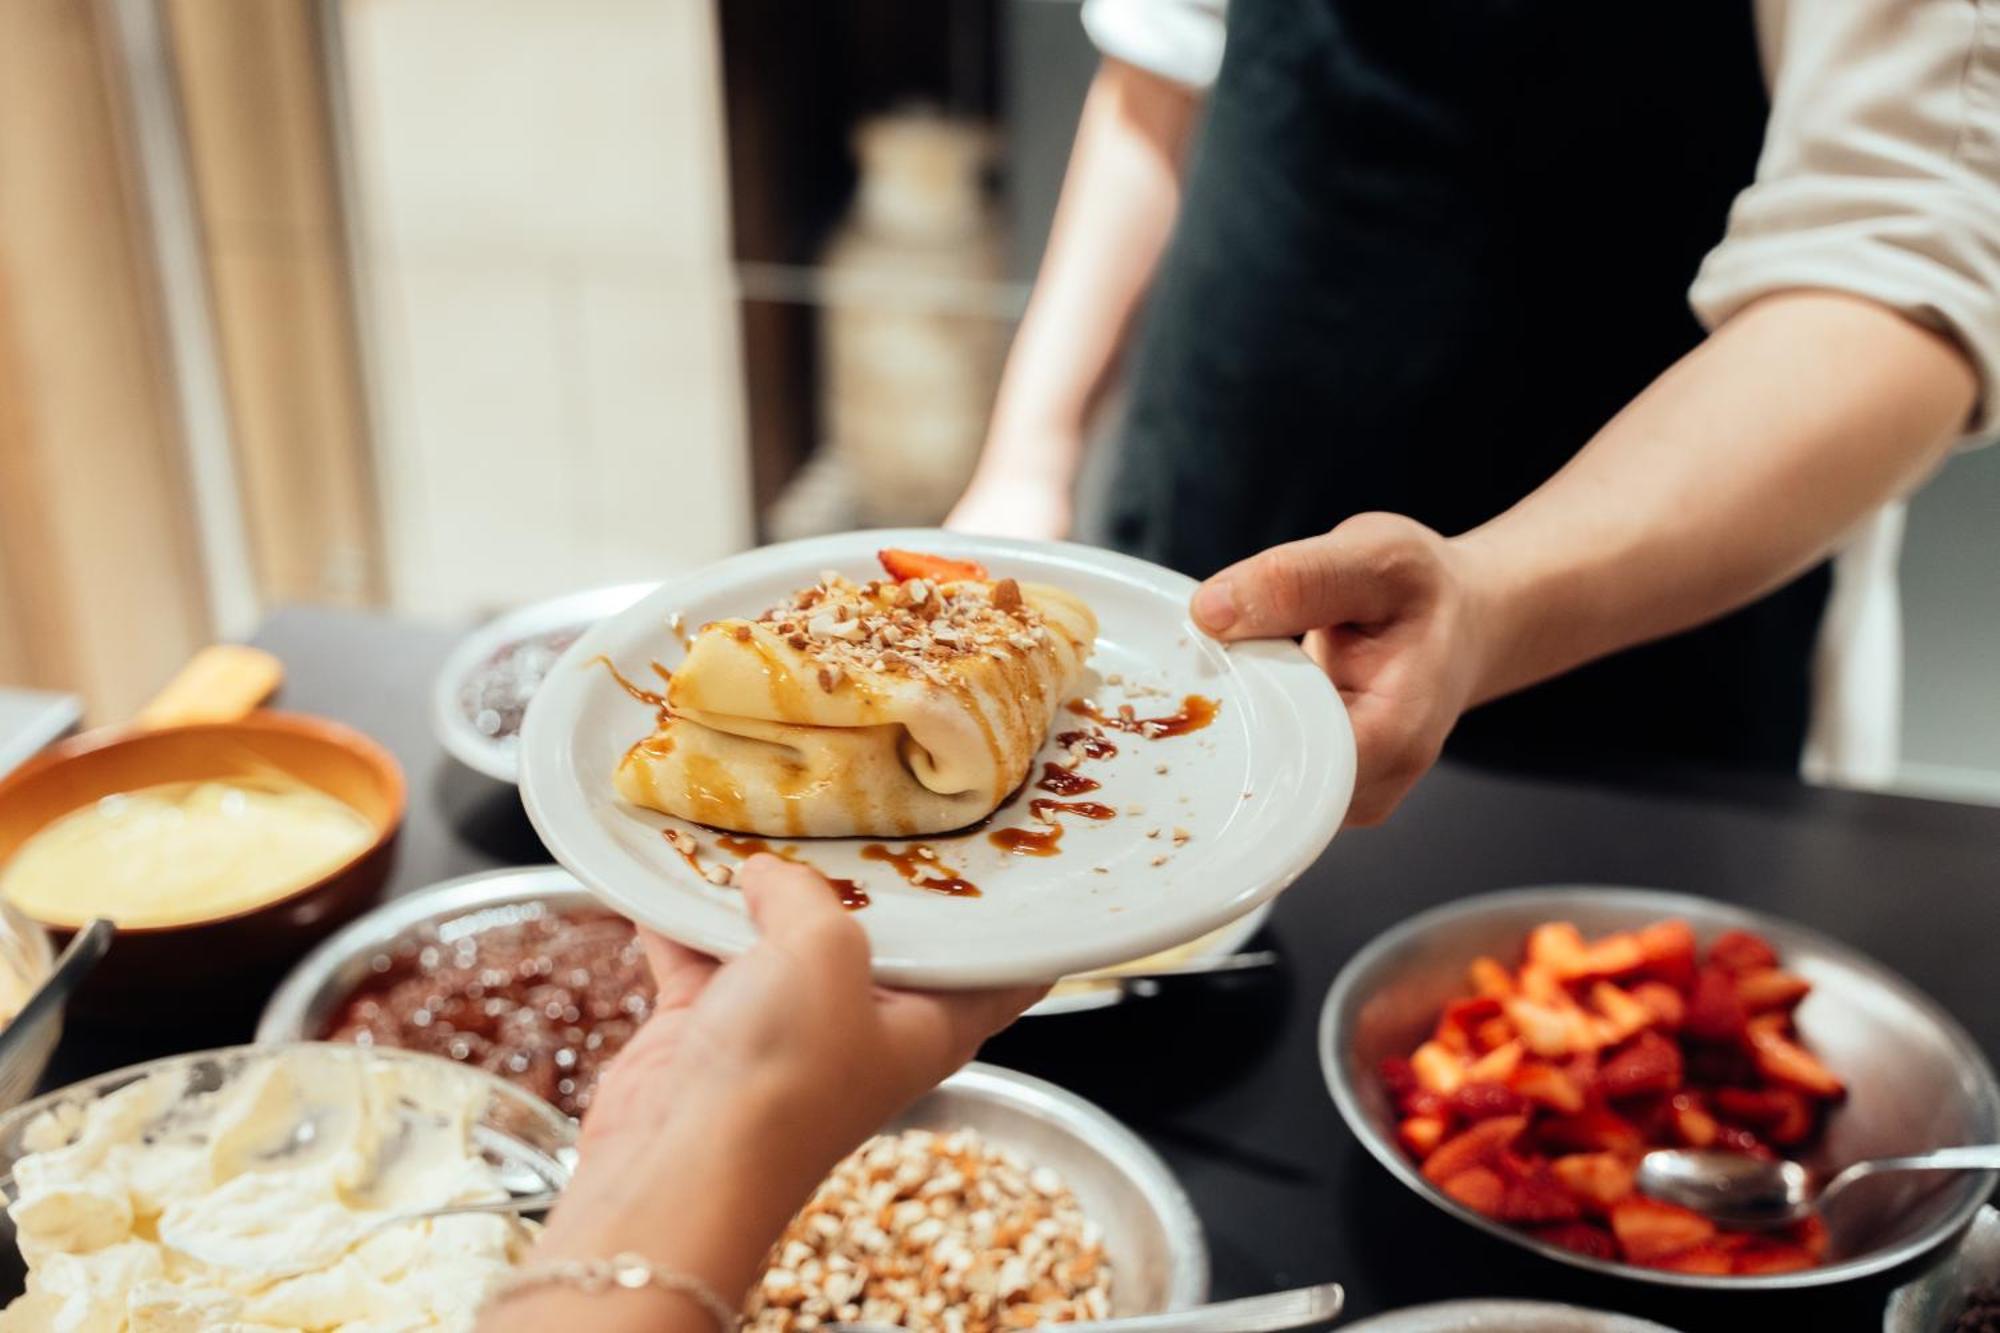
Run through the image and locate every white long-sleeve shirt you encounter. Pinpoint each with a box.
[1083,0,2000,786]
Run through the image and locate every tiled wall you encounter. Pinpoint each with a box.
[339,0,750,619]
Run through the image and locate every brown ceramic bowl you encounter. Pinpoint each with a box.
[0,712,404,1016]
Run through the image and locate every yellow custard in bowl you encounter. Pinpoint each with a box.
[0,777,374,929]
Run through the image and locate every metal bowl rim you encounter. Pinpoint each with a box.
[1882,1202,2000,1331]
[1319,884,2000,1292]
[432,582,660,784]
[258,866,591,1042]
[934,1061,1210,1309]
[0,1039,577,1163]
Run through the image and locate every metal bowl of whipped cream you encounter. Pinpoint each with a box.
[0,1043,575,1322]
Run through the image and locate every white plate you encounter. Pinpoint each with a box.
[518,530,1353,989]
[432,583,657,783]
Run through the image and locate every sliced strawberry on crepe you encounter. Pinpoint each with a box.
[877,549,989,583]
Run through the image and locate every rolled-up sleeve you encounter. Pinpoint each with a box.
[1080,0,1228,90]
[1690,0,2000,439]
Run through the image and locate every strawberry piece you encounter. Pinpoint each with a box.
[1652,1241,1735,1274]
[1631,981,1686,1031]
[1537,1107,1644,1157]
[1713,1123,1778,1161]
[1528,922,1589,976]
[1436,996,1504,1052]
[1440,1166,1506,1216]
[1497,1166,1582,1223]
[1466,1039,1525,1085]
[1576,933,1646,979]
[1735,968,1812,1013]
[1467,956,1514,999]
[1531,1222,1619,1261]
[1420,1114,1529,1185]
[1634,919,1697,989]
[1669,1092,1719,1148]
[1732,1240,1815,1275]
[1712,1086,1816,1145]
[1516,963,1566,1005]
[1684,1042,1759,1087]
[1791,1214,1829,1260]
[1399,1114,1449,1158]
[1551,1152,1637,1210]
[1448,1080,1529,1123]
[876,549,988,583]
[1745,1013,1845,1099]
[1380,1056,1418,1099]
[1683,966,1750,1043]
[1597,1031,1684,1099]
[1589,981,1655,1044]
[1510,1060,1586,1114]
[1708,928,1780,975]
[1609,1196,1716,1265]
[1472,1016,1517,1054]
[1410,1040,1468,1095]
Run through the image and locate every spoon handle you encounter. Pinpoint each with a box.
[1825,1145,2000,1202]
[829,1282,1343,1333]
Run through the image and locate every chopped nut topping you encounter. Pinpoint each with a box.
[991,577,1022,612]
[787,633,810,653]
[1171,827,1192,846]
[744,1128,1111,1333]
[816,666,841,692]
[1155,763,1170,775]
[702,863,733,886]
[1124,804,1145,817]
[665,828,695,855]
[1150,854,1169,867]
[731,624,753,643]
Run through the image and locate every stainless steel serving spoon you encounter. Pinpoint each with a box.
[828,1281,1344,1333]
[1637,1145,2000,1228]
[0,918,113,1075]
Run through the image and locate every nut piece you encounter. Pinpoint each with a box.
[991,577,1023,612]
[702,863,733,887]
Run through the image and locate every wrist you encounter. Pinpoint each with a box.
[1442,527,1532,709]
[544,1082,821,1301]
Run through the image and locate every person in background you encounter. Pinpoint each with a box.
[950,0,2000,825]
[478,855,1041,1333]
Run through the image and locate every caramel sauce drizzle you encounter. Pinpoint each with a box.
[1034,763,1100,796]
[1066,694,1219,739]
[595,656,674,723]
[1054,728,1118,760]
[711,834,870,911]
[988,799,1115,858]
[860,843,980,898]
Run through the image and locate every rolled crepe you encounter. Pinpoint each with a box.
[616,571,1096,836]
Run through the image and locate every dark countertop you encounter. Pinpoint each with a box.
[47,605,2000,1330]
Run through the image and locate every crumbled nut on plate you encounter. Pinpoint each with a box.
[1149,854,1169,868]
[1171,827,1191,846]
[702,863,733,887]
[743,1128,1112,1333]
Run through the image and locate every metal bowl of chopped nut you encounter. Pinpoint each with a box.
[745,1062,1209,1332]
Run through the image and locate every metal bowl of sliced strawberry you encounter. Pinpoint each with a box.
[1319,886,2000,1290]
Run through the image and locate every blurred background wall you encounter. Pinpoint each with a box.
[0,0,1992,804]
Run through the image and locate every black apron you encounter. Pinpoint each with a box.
[1105,0,1830,775]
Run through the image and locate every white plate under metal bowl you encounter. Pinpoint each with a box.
[433,583,657,783]
[518,531,1352,989]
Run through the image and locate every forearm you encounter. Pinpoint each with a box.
[978,58,1201,484]
[1455,290,1978,704]
[480,1089,822,1333]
